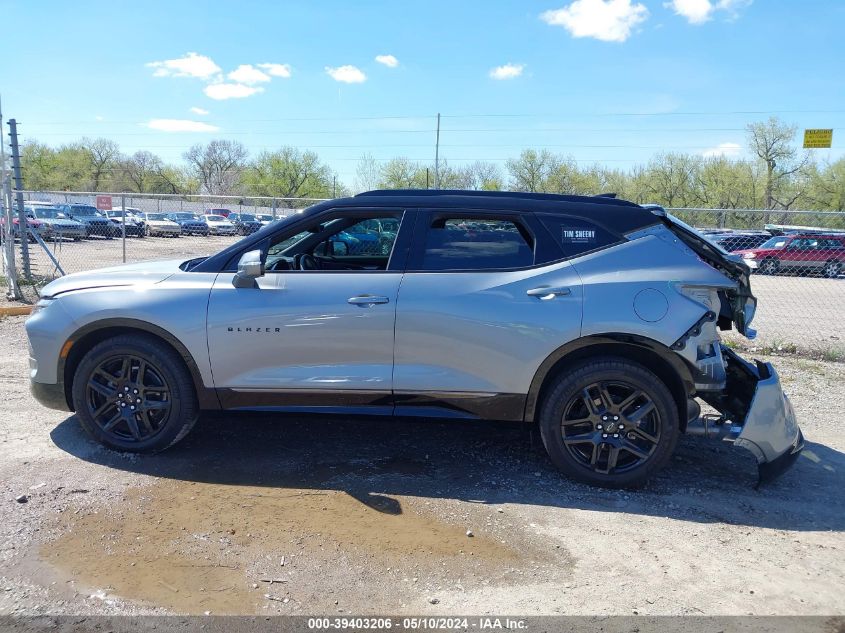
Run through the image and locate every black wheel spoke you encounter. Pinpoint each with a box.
[626,400,655,425]
[629,426,659,444]
[564,431,597,445]
[139,410,156,434]
[606,446,619,472]
[125,415,142,440]
[561,416,592,427]
[621,440,650,460]
[88,379,116,399]
[617,390,644,415]
[101,411,122,432]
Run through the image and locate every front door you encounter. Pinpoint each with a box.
[206,209,409,411]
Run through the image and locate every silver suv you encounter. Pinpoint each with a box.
[25,190,803,487]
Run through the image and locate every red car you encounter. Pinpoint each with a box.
[0,215,49,242]
[736,233,845,278]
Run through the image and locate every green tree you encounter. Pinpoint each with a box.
[241,147,336,199]
[746,117,807,210]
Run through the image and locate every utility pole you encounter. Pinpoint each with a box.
[333,175,337,198]
[1,97,21,299]
[434,113,441,189]
[8,119,30,280]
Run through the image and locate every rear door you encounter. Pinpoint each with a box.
[392,209,583,420]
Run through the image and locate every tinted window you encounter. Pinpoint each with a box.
[421,217,534,271]
[537,215,619,258]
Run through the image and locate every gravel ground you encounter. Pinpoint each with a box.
[0,314,843,617]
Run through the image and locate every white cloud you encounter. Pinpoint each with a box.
[204,83,265,100]
[375,54,399,68]
[665,0,751,24]
[257,63,292,78]
[325,65,367,83]
[147,119,220,133]
[227,64,272,85]
[702,142,742,158]
[489,63,525,80]
[541,0,649,42]
[146,52,221,79]
[190,107,209,115]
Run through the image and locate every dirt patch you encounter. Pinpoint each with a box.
[39,480,528,614]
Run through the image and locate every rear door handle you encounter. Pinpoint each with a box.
[348,295,390,306]
[526,286,571,299]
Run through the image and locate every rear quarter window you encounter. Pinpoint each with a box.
[536,214,621,258]
[421,218,534,271]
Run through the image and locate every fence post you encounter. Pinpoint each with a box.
[121,194,126,263]
[272,197,277,220]
[8,119,30,280]
[1,176,21,300]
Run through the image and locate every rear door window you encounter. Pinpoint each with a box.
[419,216,534,271]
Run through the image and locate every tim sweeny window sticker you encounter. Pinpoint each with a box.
[561,227,597,244]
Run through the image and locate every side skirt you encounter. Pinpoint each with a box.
[216,389,526,422]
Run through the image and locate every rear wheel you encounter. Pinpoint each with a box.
[823,260,842,279]
[72,334,199,453]
[538,358,679,488]
[758,257,779,275]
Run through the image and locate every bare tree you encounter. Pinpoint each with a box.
[746,117,808,211]
[183,140,248,195]
[121,151,163,193]
[80,138,120,191]
[353,153,381,193]
[506,149,558,192]
[461,161,503,190]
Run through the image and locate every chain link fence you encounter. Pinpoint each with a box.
[3,191,844,357]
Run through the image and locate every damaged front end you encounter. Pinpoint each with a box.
[652,208,804,484]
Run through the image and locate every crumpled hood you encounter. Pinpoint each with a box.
[40,258,186,298]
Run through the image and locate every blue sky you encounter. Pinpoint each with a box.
[1,0,843,185]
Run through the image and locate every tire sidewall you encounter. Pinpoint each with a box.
[539,358,679,488]
[72,335,197,453]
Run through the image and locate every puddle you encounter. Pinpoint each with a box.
[41,480,524,614]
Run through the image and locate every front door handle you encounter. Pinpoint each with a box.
[526,286,571,299]
[348,295,390,306]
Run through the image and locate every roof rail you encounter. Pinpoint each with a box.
[354,188,639,207]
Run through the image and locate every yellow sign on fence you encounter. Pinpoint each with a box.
[803,129,833,149]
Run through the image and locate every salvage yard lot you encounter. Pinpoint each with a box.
[0,315,843,616]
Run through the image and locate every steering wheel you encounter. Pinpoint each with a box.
[294,253,320,271]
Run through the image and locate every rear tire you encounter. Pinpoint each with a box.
[823,260,842,279]
[72,334,199,453]
[538,357,679,488]
[758,258,779,275]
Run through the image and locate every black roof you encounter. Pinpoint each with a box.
[194,189,662,273]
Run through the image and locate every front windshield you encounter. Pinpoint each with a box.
[173,213,199,220]
[145,213,167,221]
[205,215,227,221]
[237,214,257,221]
[73,206,101,216]
[30,207,62,218]
[759,237,788,249]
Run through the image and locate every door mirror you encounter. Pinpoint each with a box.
[233,249,265,288]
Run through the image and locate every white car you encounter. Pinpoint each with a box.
[139,212,181,237]
[202,214,237,236]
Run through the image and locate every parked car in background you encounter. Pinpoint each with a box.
[202,214,237,236]
[58,204,116,238]
[105,208,146,238]
[208,208,232,218]
[1,212,51,242]
[26,205,86,240]
[227,212,262,235]
[255,213,276,227]
[736,233,845,278]
[136,212,181,237]
[707,231,770,253]
[165,212,210,236]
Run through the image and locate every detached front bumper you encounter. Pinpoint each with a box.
[699,347,804,485]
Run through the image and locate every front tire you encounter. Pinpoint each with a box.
[72,334,199,453]
[538,357,679,488]
[758,258,779,275]
[823,260,842,279]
